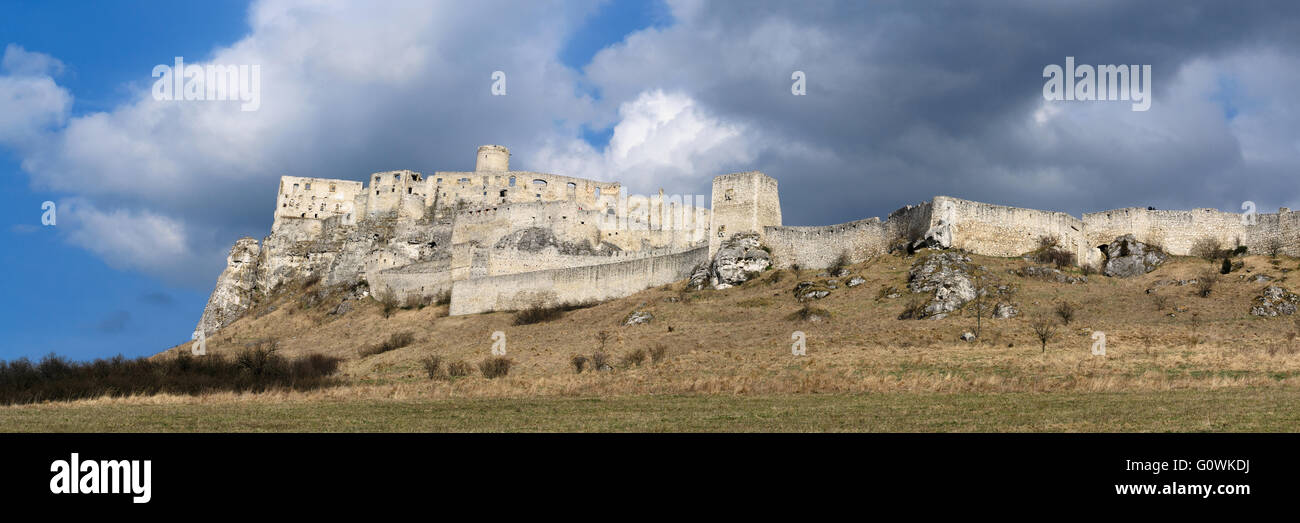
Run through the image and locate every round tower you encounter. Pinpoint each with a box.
[475,145,510,172]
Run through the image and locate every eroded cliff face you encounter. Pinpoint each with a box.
[196,237,261,335]
[195,212,452,335]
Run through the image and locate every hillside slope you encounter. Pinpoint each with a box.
[157,250,1300,398]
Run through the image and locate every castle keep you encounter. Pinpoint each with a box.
[198,145,1298,334]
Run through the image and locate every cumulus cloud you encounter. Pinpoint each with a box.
[3,0,1299,287]
[0,45,71,146]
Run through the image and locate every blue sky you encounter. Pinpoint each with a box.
[0,0,668,361]
[1,1,1295,363]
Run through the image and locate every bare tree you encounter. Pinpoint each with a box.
[1030,315,1059,354]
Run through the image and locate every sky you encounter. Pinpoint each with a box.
[1,0,1297,361]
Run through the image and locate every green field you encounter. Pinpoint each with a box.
[4,390,1299,432]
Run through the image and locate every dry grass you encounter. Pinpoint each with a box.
[0,251,1276,423]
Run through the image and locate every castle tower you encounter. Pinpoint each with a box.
[476,145,510,172]
[709,171,782,256]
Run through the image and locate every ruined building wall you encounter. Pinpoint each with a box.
[273,176,362,232]
[449,246,709,316]
[1081,207,1300,257]
[938,196,1099,266]
[709,171,781,256]
[762,201,933,269]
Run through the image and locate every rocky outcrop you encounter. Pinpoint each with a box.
[1251,285,1298,317]
[1015,265,1087,284]
[196,237,261,335]
[911,219,952,251]
[687,233,772,290]
[1102,234,1167,278]
[793,281,831,301]
[906,252,980,319]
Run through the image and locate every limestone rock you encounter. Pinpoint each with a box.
[623,310,654,326]
[912,219,953,251]
[196,237,261,335]
[906,252,980,318]
[1102,234,1167,278]
[992,302,1018,319]
[1016,265,1087,284]
[1251,286,1299,317]
[690,233,772,290]
[793,281,831,301]
[960,331,976,342]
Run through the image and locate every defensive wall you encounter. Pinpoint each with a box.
[448,246,708,316]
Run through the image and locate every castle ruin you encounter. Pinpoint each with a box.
[198,145,1298,334]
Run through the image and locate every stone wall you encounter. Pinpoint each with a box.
[938,196,1099,266]
[449,246,708,316]
[1083,207,1299,257]
[763,201,932,269]
[709,171,781,256]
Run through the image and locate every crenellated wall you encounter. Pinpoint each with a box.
[763,201,932,269]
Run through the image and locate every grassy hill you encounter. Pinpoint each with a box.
[5,250,1299,431]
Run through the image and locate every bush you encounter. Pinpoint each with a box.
[649,344,668,365]
[788,305,831,322]
[513,301,597,325]
[446,360,472,377]
[1054,302,1076,325]
[434,289,452,306]
[1266,238,1283,257]
[402,293,433,310]
[570,355,588,373]
[590,351,611,371]
[1220,257,1232,275]
[1196,271,1218,298]
[827,251,851,275]
[0,348,342,406]
[358,331,416,358]
[478,357,513,379]
[621,349,647,367]
[1191,237,1224,261]
[375,291,401,318]
[1033,236,1076,269]
[420,355,444,379]
[1030,315,1059,353]
[898,297,927,320]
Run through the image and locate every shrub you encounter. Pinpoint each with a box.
[420,356,444,379]
[788,305,831,322]
[0,349,342,406]
[1220,257,1232,275]
[621,349,647,367]
[1151,294,1169,311]
[375,291,401,318]
[512,301,597,326]
[478,357,513,379]
[570,355,588,373]
[898,297,928,320]
[434,289,452,306]
[513,303,565,325]
[402,293,433,310]
[446,360,472,377]
[828,251,851,275]
[1054,302,1076,325]
[358,331,416,357]
[1031,236,1076,269]
[649,344,668,365]
[1191,237,1224,261]
[1267,238,1283,257]
[1195,271,1218,298]
[590,351,611,371]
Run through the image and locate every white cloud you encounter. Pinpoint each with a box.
[533,89,757,194]
[0,46,71,146]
